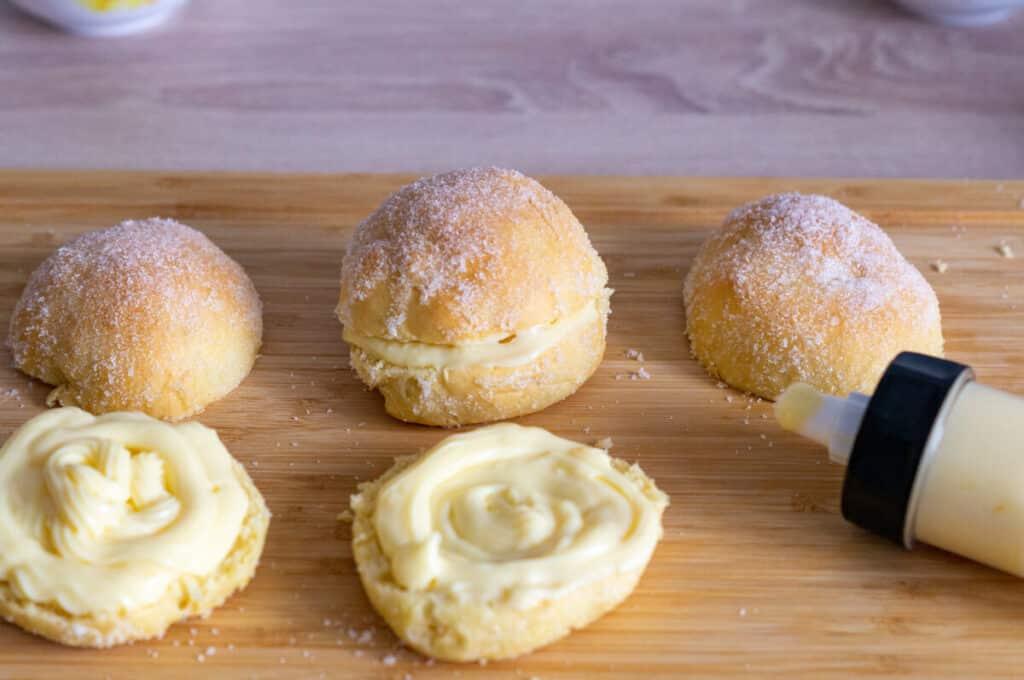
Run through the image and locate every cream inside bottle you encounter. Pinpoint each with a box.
[912,381,1024,575]
[775,352,1024,577]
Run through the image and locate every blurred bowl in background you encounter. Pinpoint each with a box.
[892,0,1024,24]
[9,0,189,36]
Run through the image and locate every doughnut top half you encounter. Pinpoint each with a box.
[337,167,608,345]
[687,192,938,327]
[683,192,943,398]
[7,218,262,419]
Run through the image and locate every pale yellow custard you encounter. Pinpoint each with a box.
[913,382,1024,575]
[370,423,668,608]
[79,0,159,10]
[0,408,250,616]
[774,382,825,434]
[343,290,611,370]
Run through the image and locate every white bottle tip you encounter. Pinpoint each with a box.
[775,383,869,466]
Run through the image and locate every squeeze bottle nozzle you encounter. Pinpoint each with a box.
[774,383,869,466]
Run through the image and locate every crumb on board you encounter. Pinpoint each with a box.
[624,348,645,361]
[595,437,613,450]
[931,259,948,273]
[0,387,26,409]
[997,241,1015,259]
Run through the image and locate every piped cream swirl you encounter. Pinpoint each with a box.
[0,408,249,616]
[372,424,667,607]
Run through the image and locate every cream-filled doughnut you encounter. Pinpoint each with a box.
[683,193,943,399]
[0,407,269,647]
[8,218,262,420]
[336,167,611,427]
[349,423,668,661]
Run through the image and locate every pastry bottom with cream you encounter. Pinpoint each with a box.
[346,293,610,427]
[0,408,270,648]
[349,424,668,661]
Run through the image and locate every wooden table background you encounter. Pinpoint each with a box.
[0,0,1023,178]
[1,172,1023,679]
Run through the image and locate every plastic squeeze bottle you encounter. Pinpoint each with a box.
[776,351,1024,576]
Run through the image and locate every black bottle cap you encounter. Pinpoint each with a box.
[840,352,973,546]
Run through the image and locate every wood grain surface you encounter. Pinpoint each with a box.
[1,172,1024,679]
[1,1,1023,177]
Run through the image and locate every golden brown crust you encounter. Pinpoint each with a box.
[0,461,270,648]
[348,308,607,427]
[337,167,608,345]
[684,193,944,399]
[7,218,262,420]
[349,453,663,662]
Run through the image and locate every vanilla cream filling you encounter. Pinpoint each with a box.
[372,423,667,608]
[0,408,249,616]
[343,291,611,369]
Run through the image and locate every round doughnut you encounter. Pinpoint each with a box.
[0,407,270,647]
[349,423,668,661]
[683,193,943,399]
[7,218,262,420]
[336,167,611,427]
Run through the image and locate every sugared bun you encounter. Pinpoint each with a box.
[7,218,262,420]
[684,193,943,400]
[337,167,611,426]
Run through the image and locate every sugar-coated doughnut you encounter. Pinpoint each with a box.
[0,408,270,647]
[349,423,668,661]
[337,167,611,427]
[7,218,262,420]
[684,193,943,399]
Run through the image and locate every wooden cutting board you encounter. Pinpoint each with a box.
[1,172,1023,680]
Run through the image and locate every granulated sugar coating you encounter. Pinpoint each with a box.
[683,193,943,400]
[337,167,608,344]
[7,218,263,420]
[336,167,611,426]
